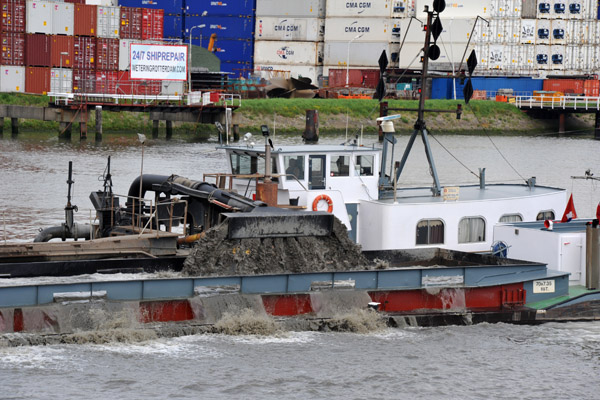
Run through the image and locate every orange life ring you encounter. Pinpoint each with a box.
[312,194,333,213]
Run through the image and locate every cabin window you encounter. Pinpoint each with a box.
[230,153,278,180]
[536,210,555,221]
[330,155,350,177]
[416,219,444,245]
[458,217,486,243]
[499,214,523,223]
[355,155,374,176]
[284,155,305,180]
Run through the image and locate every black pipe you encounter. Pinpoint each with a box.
[34,223,92,242]
[126,174,171,203]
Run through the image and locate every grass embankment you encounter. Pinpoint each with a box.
[0,93,591,135]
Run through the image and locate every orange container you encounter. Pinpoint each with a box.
[25,66,50,94]
[50,35,73,68]
[584,80,600,97]
[73,4,97,37]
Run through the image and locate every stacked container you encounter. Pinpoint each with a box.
[1,0,26,92]
[254,0,323,85]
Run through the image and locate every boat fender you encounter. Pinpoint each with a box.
[312,194,333,213]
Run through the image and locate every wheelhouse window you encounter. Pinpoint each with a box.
[416,219,444,245]
[536,210,555,221]
[355,155,374,176]
[499,214,523,223]
[284,155,305,180]
[330,155,350,177]
[230,152,277,178]
[458,217,486,243]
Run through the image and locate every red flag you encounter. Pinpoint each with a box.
[561,194,577,222]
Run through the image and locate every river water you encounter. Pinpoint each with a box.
[1,130,600,398]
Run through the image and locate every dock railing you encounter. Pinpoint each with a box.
[515,95,600,110]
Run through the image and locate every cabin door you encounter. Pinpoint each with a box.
[308,155,326,190]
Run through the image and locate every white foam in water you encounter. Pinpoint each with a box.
[0,344,73,371]
[0,271,184,287]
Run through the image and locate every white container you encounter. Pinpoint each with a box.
[536,19,551,45]
[399,18,427,43]
[326,0,393,17]
[565,45,582,71]
[398,42,472,67]
[584,44,597,70]
[520,19,536,44]
[50,68,73,93]
[518,44,537,72]
[86,0,118,5]
[97,6,120,39]
[324,17,396,43]
[504,43,520,71]
[415,0,492,18]
[488,44,505,69]
[582,0,596,19]
[161,80,184,96]
[52,2,74,36]
[487,19,506,44]
[537,0,552,18]
[254,41,323,66]
[255,17,324,41]
[535,44,551,69]
[26,0,53,34]
[391,0,410,17]
[475,43,488,67]
[552,0,568,18]
[0,66,25,92]
[254,64,323,85]
[550,19,566,45]
[491,0,510,17]
[509,0,522,17]
[324,41,396,67]
[119,39,135,70]
[256,0,326,18]
[567,0,584,19]
[550,44,565,69]
[505,18,520,44]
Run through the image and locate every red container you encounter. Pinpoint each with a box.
[25,66,50,94]
[120,7,142,40]
[542,78,585,95]
[1,0,26,33]
[141,8,163,40]
[74,4,97,37]
[584,80,600,97]
[0,32,25,65]
[328,68,379,88]
[73,68,95,93]
[95,37,118,71]
[73,36,95,69]
[117,70,160,95]
[63,0,85,3]
[95,70,117,94]
[25,33,51,66]
[50,35,73,68]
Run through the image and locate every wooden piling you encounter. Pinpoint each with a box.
[166,120,173,140]
[302,110,319,142]
[10,117,18,136]
[595,112,600,140]
[233,124,240,142]
[152,120,159,138]
[59,121,71,139]
[0,117,4,135]
[558,113,565,135]
[95,106,102,141]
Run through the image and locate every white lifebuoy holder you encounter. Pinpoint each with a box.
[312,194,334,213]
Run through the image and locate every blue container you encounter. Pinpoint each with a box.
[164,15,184,39]
[199,37,254,63]
[186,0,255,17]
[220,61,253,78]
[185,15,255,40]
[430,77,544,100]
[118,0,184,15]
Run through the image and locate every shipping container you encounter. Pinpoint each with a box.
[25,65,49,93]
[327,68,379,88]
[163,14,183,39]
[118,37,133,70]
[186,0,254,17]
[324,42,396,67]
[96,37,118,70]
[505,18,520,44]
[50,67,72,93]
[118,0,183,15]
[50,35,73,67]
[584,79,599,96]
[488,44,505,69]
[0,32,25,65]
[74,4,97,36]
[52,2,74,35]
[220,61,253,78]
[73,36,96,69]
[255,0,325,18]
[1,0,26,33]
[430,77,543,99]
[73,68,95,92]
[26,0,52,34]
[536,19,551,45]
[119,6,142,39]
[87,0,118,5]
[141,8,163,40]
[201,37,254,63]
[517,44,537,73]
[0,65,24,92]
[324,18,396,43]
[186,15,254,41]
[25,33,50,66]
[63,0,85,4]
[535,44,551,69]
[415,0,492,18]
[326,0,392,17]
[537,0,552,18]
[254,63,322,85]
[550,44,565,69]
[521,19,536,44]
[97,5,120,38]
[95,70,117,93]
[567,0,584,19]
[160,79,183,95]
[522,0,537,18]
[543,78,584,94]
[491,0,511,17]
[255,17,324,42]
[475,43,488,67]
[551,19,566,45]
[398,42,474,68]
[254,40,322,66]
[565,44,582,70]
[116,70,160,95]
[552,0,567,18]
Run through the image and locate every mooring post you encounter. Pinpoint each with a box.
[165,120,173,140]
[59,122,72,139]
[558,113,565,135]
[95,106,102,141]
[379,101,388,142]
[0,117,4,135]
[233,124,240,142]
[152,120,159,138]
[302,109,319,142]
[79,121,87,139]
[595,112,600,140]
[10,117,18,136]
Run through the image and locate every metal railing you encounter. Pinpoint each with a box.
[515,95,600,110]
